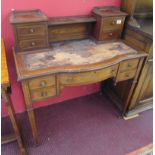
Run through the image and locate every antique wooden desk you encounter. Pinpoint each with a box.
[10,7,148,144]
[1,39,26,154]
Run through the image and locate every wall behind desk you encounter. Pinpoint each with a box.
[1,0,120,116]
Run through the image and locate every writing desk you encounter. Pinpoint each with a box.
[10,7,148,145]
[13,39,147,144]
[1,39,26,154]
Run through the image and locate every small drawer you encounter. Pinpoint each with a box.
[101,30,121,40]
[60,65,118,85]
[30,86,56,101]
[102,16,125,31]
[19,38,48,50]
[28,75,56,90]
[116,70,137,82]
[119,59,139,72]
[16,24,47,38]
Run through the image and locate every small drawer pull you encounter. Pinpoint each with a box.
[66,77,74,82]
[109,33,113,36]
[125,74,130,77]
[127,64,132,67]
[40,81,46,87]
[31,42,36,46]
[111,69,115,73]
[30,28,34,33]
[41,92,48,97]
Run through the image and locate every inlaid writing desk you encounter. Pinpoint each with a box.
[13,39,147,144]
[1,39,26,154]
[10,8,148,145]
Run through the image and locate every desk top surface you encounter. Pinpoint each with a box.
[23,40,137,70]
[1,39,9,85]
[13,39,146,81]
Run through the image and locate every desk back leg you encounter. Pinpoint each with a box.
[21,81,39,145]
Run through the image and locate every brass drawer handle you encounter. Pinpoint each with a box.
[112,20,116,25]
[127,64,132,68]
[40,81,46,87]
[125,74,130,78]
[109,33,113,36]
[30,28,34,33]
[31,42,36,46]
[111,69,115,73]
[41,92,48,97]
[66,77,74,82]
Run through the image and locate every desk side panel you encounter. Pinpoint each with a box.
[103,25,152,115]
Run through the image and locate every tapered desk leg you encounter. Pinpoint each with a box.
[2,86,26,155]
[27,109,39,145]
[21,81,39,145]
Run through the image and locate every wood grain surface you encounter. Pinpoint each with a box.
[1,39,9,85]
[22,40,137,70]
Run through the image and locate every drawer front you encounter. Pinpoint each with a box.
[16,24,47,38]
[30,86,56,101]
[116,70,137,82]
[101,30,121,40]
[28,75,56,90]
[119,59,139,72]
[60,65,118,85]
[19,38,47,50]
[102,16,125,31]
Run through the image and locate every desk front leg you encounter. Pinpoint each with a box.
[21,81,39,145]
[2,85,26,155]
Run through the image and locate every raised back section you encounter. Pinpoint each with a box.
[48,16,96,42]
[10,7,127,52]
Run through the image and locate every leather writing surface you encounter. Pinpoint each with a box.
[21,40,137,71]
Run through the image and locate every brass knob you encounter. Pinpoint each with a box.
[31,42,36,46]
[148,59,153,63]
[41,92,48,97]
[127,64,132,67]
[109,33,113,36]
[111,69,115,73]
[125,74,129,77]
[67,77,74,82]
[30,28,34,33]
[40,81,46,87]
[112,20,116,25]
